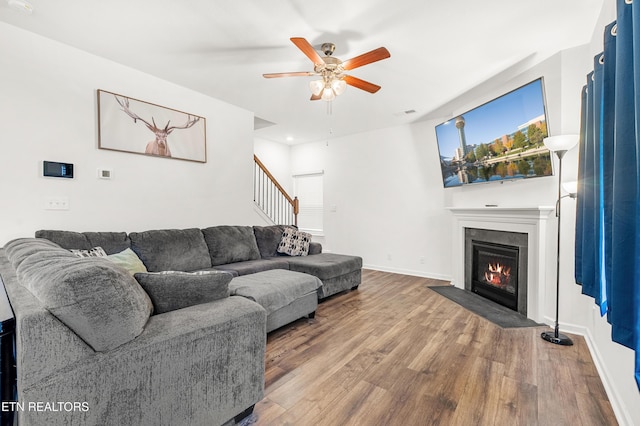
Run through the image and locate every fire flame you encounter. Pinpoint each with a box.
[484,262,511,288]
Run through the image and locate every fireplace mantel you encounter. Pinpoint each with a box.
[447,206,555,323]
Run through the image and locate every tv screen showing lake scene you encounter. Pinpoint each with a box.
[435,78,551,188]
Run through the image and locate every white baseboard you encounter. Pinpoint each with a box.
[579,328,631,426]
[363,264,452,282]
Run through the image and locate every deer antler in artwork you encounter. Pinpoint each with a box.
[114,95,201,158]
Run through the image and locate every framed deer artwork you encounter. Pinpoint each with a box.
[97,90,207,163]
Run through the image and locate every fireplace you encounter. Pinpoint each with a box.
[449,206,555,322]
[465,228,528,315]
[471,241,519,310]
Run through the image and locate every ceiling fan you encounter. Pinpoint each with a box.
[263,37,390,101]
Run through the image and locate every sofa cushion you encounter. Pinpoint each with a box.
[253,225,286,258]
[229,269,321,315]
[286,253,363,280]
[107,248,148,275]
[202,226,261,266]
[4,238,68,269]
[129,228,212,272]
[35,230,92,250]
[16,251,153,352]
[277,227,312,256]
[134,270,232,314]
[308,242,323,256]
[213,258,290,276]
[83,232,131,255]
[34,230,131,255]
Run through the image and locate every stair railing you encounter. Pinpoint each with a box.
[253,155,298,226]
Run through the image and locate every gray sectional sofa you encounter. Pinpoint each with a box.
[0,224,362,425]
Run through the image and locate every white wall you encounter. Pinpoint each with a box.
[0,22,259,246]
[291,123,451,279]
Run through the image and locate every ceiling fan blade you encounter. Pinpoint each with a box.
[310,94,322,101]
[343,75,381,93]
[342,47,390,71]
[263,71,315,78]
[290,37,325,65]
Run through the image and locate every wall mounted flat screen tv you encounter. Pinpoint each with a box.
[435,78,551,188]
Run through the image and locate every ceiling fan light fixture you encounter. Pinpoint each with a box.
[321,88,336,102]
[331,79,347,96]
[309,80,324,96]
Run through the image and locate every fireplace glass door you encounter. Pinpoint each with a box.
[471,240,519,310]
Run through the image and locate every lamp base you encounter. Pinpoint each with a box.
[541,330,574,346]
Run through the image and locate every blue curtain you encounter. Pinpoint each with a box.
[577,0,640,388]
[577,66,599,302]
[575,86,587,286]
[602,22,616,318]
[633,0,640,387]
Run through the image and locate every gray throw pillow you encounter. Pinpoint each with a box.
[134,270,232,314]
[17,252,153,352]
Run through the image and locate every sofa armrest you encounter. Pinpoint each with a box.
[309,242,322,255]
[16,296,267,426]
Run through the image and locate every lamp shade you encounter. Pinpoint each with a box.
[543,134,579,152]
[562,180,578,195]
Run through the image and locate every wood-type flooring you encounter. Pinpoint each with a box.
[252,269,617,426]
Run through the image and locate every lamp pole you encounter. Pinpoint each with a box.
[540,134,578,346]
[541,148,573,345]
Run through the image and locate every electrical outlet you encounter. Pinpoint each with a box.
[44,197,69,210]
[420,256,425,264]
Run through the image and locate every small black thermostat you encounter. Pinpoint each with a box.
[43,161,74,178]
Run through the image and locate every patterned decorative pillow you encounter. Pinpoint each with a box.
[106,248,148,275]
[277,227,312,256]
[134,270,232,314]
[70,246,108,258]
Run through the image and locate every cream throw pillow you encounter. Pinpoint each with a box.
[107,248,148,275]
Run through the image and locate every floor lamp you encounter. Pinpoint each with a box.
[541,134,579,346]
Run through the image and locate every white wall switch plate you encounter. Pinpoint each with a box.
[44,196,69,210]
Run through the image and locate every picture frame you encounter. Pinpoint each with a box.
[97,89,207,163]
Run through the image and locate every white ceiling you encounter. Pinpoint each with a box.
[0,0,603,145]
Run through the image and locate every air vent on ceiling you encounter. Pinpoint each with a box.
[393,109,417,117]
